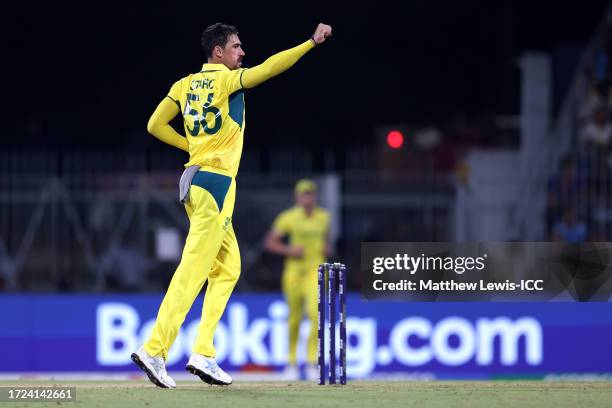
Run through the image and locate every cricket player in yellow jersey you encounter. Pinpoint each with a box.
[264,179,331,381]
[131,22,333,388]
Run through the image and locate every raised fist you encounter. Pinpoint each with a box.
[312,23,332,45]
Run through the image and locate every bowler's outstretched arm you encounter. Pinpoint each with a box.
[241,23,333,89]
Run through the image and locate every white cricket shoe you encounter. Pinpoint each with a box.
[281,363,300,381]
[131,346,176,389]
[186,353,233,385]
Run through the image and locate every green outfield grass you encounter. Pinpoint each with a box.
[1,381,611,408]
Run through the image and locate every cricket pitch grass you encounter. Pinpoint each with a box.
[1,381,611,408]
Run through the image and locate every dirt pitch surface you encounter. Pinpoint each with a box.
[1,381,611,408]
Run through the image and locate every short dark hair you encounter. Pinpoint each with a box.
[201,23,239,58]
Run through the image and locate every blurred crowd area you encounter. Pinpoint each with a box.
[547,25,612,242]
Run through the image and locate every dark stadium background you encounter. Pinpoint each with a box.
[3,1,607,151]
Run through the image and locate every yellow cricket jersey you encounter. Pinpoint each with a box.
[272,206,330,270]
[167,64,246,177]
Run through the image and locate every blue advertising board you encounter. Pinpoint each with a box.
[1,294,611,379]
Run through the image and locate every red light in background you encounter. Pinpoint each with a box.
[386,130,404,149]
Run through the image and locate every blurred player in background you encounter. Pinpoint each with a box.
[131,23,333,388]
[265,179,332,380]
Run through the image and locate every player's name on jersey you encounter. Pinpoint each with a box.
[190,78,215,90]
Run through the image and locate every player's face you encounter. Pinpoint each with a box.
[296,191,316,209]
[222,34,245,70]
